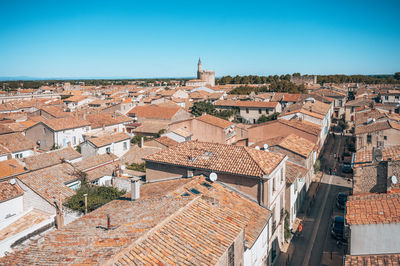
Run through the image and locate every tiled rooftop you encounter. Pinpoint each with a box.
[0,209,52,242]
[0,159,26,179]
[0,176,271,265]
[346,192,400,225]
[73,153,118,171]
[278,134,315,158]
[344,254,400,265]
[44,116,90,131]
[0,133,35,153]
[17,163,77,205]
[144,141,286,178]
[128,105,181,120]
[196,114,233,129]
[153,136,179,147]
[23,147,81,171]
[286,161,307,184]
[88,133,130,148]
[0,179,23,202]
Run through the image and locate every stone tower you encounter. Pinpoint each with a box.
[196,58,215,87]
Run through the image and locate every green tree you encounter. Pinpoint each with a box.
[394,72,400,80]
[257,112,280,124]
[191,101,216,117]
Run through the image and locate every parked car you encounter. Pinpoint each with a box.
[336,192,348,210]
[342,163,353,174]
[331,216,345,240]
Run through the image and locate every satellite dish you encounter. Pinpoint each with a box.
[209,172,218,182]
[263,144,269,151]
[392,176,398,184]
[255,146,260,150]
[9,179,16,185]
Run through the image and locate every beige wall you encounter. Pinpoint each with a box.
[239,105,281,124]
[356,128,400,150]
[145,161,188,182]
[169,118,235,144]
[25,123,54,151]
[216,229,245,266]
[248,122,318,145]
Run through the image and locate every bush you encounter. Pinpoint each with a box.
[257,112,280,124]
[126,162,146,172]
[65,177,125,213]
[284,211,291,242]
[314,159,321,173]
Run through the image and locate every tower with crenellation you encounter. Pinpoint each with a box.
[197,58,215,87]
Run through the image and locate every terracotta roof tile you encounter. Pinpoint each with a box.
[344,254,400,265]
[0,159,26,179]
[286,161,307,184]
[0,133,35,153]
[128,105,181,120]
[144,141,286,177]
[346,192,400,225]
[277,134,315,158]
[23,147,81,171]
[196,114,233,129]
[17,163,77,205]
[88,133,130,148]
[44,117,90,131]
[0,179,23,202]
[73,153,118,171]
[153,136,179,147]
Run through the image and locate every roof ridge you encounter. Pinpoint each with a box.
[103,196,201,266]
[244,146,267,177]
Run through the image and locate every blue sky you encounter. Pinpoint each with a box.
[0,0,399,78]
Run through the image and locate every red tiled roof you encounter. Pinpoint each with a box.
[278,134,315,158]
[344,254,400,265]
[196,114,233,129]
[0,180,23,202]
[128,105,181,120]
[144,141,286,177]
[346,192,400,225]
[44,117,90,131]
[88,133,130,148]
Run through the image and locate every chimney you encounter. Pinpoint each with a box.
[54,196,64,229]
[131,177,141,201]
[107,214,111,230]
[140,137,144,148]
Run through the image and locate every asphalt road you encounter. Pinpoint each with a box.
[287,133,352,266]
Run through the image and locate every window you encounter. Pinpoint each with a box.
[123,141,127,150]
[367,134,372,143]
[385,96,389,100]
[281,168,284,183]
[272,177,276,192]
[258,109,262,114]
[106,147,111,154]
[43,140,47,147]
[72,136,76,145]
[396,96,399,100]
[228,243,234,266]
[246,108,249,114]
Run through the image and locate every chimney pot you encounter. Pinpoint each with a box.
[131,177,141,201]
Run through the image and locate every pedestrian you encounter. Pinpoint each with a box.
[334,168,337,175]
[297,222,303,237]
[329,168,332,175]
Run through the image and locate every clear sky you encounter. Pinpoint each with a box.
[0,0,399,79]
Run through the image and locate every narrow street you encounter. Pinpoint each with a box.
[282,133,352,266]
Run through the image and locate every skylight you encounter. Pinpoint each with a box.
[189,188,201,195]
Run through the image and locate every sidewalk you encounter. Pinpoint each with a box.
[276,173,323,265]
